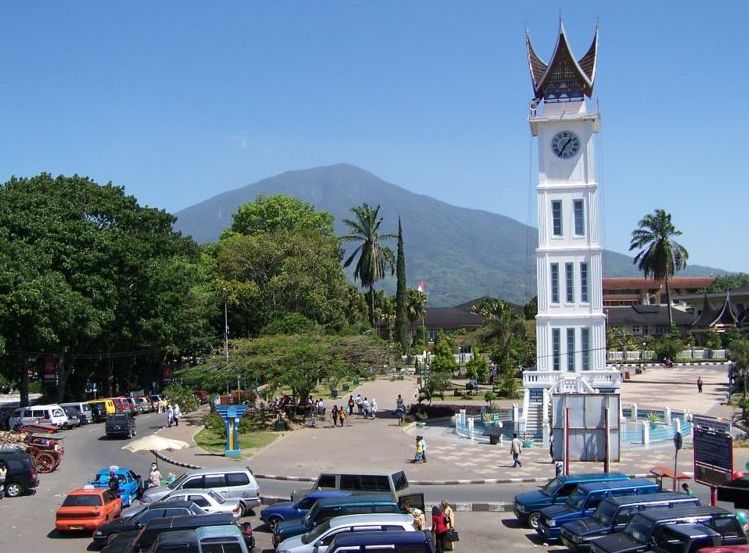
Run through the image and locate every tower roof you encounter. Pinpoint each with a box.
[526,22,598,102]
[692,292,739,329]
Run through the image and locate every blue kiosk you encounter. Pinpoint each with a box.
[215,404,247,458]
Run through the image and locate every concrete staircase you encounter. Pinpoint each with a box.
[524,402,543,441]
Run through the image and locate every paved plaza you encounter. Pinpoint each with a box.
[154,363,746,487]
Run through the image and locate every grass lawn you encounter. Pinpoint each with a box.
[194,426,278,457]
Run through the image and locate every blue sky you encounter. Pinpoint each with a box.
[1,2,746,272]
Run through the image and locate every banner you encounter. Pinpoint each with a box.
[42,355,57,384]
[162,365,173,384]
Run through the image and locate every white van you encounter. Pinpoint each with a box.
[8,404,69,428]
[60,402,94,424]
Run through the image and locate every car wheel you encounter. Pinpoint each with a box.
[5,482,23,498]
[267,516,281,531]
[528,511,541,529]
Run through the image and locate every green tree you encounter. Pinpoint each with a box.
[342,203,395,326]
[705,274,749,293]
[466,349,489,383]
[629,209,689,328]
[0,174,207,403]
[729,337,749,399]
[394,218,409,354]
[419,332,455,404]
[523,296,538,320]
[407,289,428,348]
[228,194,334,237]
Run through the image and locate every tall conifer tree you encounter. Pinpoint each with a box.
[395,218,409,353]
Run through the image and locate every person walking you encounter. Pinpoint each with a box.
[415,436,424,463]
[363,397,370,418]
[370,398,378,419]
[356,394,363,415]
[421,435,428,463]
[347,395,355,416]
[431,504,449,553]
[697,376,704,393]
[441,500,456,551]
[0,461,7,498]
[166,404,174,428]
[338,406,346,427]
[148,462,162,489]
[511,433,523,468]
[108,467,120,494]
[173,403,181,427]
[332,405,339,427]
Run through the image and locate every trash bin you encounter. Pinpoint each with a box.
[331,388,339,399]
[485,426,502,445]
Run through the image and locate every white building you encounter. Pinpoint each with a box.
[521,23,621,440]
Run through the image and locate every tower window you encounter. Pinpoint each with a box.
[552,328,561,371]
[567,328,576,372]
[580,262,589,303]
[574,199,585,236]
[552,200,562,236]
[565,262,574,303]
[551,263,560,303]
[581,327,590,371]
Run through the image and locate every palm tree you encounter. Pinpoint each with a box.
[342,203,396,326]
[407,288,428,348]
[629,209,689,328]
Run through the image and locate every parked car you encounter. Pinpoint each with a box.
[61,406,82,428]
[90,467,142,507]
[134,397,151,413]
[514,472,630,528]
[141,467,261,514]
[88,400,115,422]
[272,494,404,546]
[261,491,352,530]
[60,402,94,424]
[105,413,136,439]
[148,523,253,553]
[9,404,69,428]
[101,512,252,553]
[161,488,245,519]
[560,492,701,552]
[0,448,39,497]
[291,470,416,507]
[590,505,746,553]
[55,486,122,533]
[276,513,416,553]
[701,545,749,553]
[537,479,660,542]
[92,500,205,548]
[649,523,724,553]
[327,530,434,553]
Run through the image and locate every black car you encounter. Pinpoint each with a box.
[0,449,39,498]
[102,513,252,553]
[92,500,205,548]
[105,413,136,439]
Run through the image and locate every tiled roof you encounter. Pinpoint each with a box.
[604,305,695,326]
[603,277,714,290]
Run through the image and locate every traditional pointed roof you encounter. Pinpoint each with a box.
[692,292,739,328]
[526,22,598,102]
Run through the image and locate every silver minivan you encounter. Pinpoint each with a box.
[60,402,94,424]
[9,404,69,428]
[140,467,261,514]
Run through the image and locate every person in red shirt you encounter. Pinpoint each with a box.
[431,504,449,553]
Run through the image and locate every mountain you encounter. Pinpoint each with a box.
[174,164,723,307]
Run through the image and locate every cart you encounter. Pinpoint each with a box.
[27,432,65,473]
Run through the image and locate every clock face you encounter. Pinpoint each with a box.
[551,130,581,159]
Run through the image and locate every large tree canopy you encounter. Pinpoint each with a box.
[228,194,335,238]
[0,173,213,402]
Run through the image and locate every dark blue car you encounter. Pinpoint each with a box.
[260,491,351,530]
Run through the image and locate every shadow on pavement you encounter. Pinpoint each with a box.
[500,517,523,529]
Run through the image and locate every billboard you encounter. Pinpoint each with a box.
[41,355,57,385]
[693,415,733,487]
[552,393,620,462]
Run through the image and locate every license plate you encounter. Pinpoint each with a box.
[69,525,83,530]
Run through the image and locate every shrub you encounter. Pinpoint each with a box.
[163,383,200,414]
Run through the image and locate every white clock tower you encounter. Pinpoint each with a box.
[521,23,620,440]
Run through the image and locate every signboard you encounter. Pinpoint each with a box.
[41,355,57,384]
[552,393,620,462]
[161,365,173,385]
[693,414,733,487]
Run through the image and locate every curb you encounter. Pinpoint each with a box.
[152,449,202,470]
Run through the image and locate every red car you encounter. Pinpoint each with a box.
[55,486,122,533]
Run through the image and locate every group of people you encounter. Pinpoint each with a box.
[166,403,181,428]
[405,500,456,553]
[345,394,378,419]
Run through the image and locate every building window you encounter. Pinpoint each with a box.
[580,262,589,303]
[567,328,576,372]
[655,325,670,335]
[552,328,561,371]
[551,263,560,303]
[581,327,590,371]
[552,200,562,236]
[631,325,642,335]
[565,263,574,303]
[574,199,585,236]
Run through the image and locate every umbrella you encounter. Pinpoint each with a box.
[121,434,190,453]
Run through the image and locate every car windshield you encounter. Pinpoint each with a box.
[566,489,586,509]
[594,502,617,524]
[305,503,319,524]
[168,473,187,490]
[63,494,102,507]
[208,490,225,504]
[625,517,653,543]
[540,477,562,496]
[301,520,332,544]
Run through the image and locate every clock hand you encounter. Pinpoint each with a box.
[560,138,572,155]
